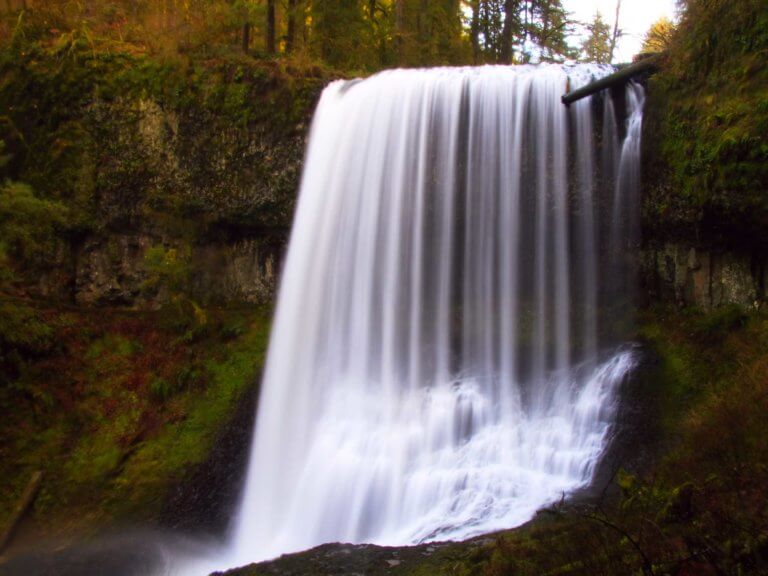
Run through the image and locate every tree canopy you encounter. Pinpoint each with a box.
[0,0,625,71]
[642,16,674,54]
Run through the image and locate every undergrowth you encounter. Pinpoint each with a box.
[0,305,271,535]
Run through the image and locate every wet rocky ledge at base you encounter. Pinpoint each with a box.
[212,539,493,576]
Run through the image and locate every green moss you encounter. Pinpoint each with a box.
[637,312,700,432]
[62,434,123,493]
[692,303,748,340]
[455,306,768,576]
[644,0,768,248]
[0,300,55,355]
[108,308,270,515]
[0,181,68,268]
[0,306,272,532]
[85,334,137,359]
[0,34,325,243]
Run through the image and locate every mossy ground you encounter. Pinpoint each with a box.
[0,303,271,542]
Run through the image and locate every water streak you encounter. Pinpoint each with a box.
[226,65,644,567]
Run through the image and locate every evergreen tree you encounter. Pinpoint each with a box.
[528,0,576,62]
[469,0,574,64]
[581,11,612,64]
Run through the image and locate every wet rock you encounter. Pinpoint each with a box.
[641,242,765,309]
[212,539,479,576]
[28,84,321,308]
[74,235,154,306]
[160,380,260,537]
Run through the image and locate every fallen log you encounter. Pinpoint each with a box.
[0,470,43,553]
[562,54,663,105]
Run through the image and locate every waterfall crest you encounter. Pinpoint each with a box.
[231,65,644,565]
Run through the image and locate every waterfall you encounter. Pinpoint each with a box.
[227,65,644,566]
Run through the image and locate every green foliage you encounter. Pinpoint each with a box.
[525,0,577,63]
[644,0,768,247]
[217,308,768,576]
[0,181,68,265]
[657,345,697,406]
[85,334,138,360]
[220,319,248,341]
[460,306,768,576]
[142,246,191,295]
[0,299,56,389]
[470,0,577,64]
[312,0,372,68]
[0,0,586,72]
[143,244,208,340]
[692,303,747,341]
[641,16,674,54]
[0,264,57,391]
[581,11,612,64]
[0,301,54,353]
[112,309,271,513]
[62,433,124,495]
[149,363,204,401]
[149,376,174,401]
[0,35,326,246]
[0,307,271,530]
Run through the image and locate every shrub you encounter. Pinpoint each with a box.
[0,181,68,267]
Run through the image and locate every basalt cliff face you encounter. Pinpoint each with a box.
[641,242,765,310]
[58,96,302,306]
[1,48,325,307]
[43,98,308,307]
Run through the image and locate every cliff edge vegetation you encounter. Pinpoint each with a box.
[643,0,768,250]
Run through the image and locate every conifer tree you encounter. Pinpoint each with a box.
[581,11,612,64]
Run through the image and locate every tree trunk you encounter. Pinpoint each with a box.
[418,0,429,61]
[499,0,518,64]
[287,0,297,52]
[242,22,251,53]
[540,3,550,61]
[561,53,661,105]
[609,0,622,62]
[395,0,405,61]
[470,0,481,63]
[266,0,276,54]
[0,471,42,553]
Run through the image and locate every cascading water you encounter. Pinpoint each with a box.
[223,65,644,568]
